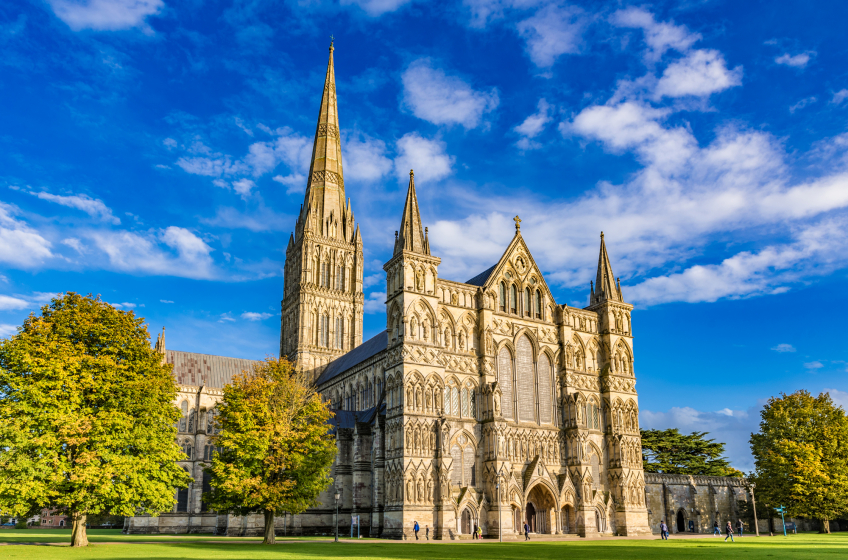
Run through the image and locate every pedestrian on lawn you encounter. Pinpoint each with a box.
[473,524,478,539]
[713,520,720,536]
[414,520,419,540]
[724,521,734,542]
[524,522,530,541]
[660,520,669,540]
[736,519,743,537]
[477,525,482,540]
[426,525,429,540]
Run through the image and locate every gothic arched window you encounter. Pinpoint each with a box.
[535,290,542,319]
[510,284,517,314]
[524,287,531,317]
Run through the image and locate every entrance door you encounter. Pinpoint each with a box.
[676,510,685,533]
[461,509,472,535]
[526,503,537,532]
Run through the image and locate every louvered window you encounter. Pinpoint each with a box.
[516,335,536,423]
[497,347,514,420]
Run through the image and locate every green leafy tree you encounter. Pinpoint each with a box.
[750,390,848,533]
[641,428,741,476]
[0,293,191,546]
[205,357,336,544]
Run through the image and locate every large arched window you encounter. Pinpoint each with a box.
[538,353,552,424]
[497,347,514,420]
[499,282,506,312]
[516,335,535,423]
[535,290,542,319]
[524,288,531,317]
[510,285,517,314]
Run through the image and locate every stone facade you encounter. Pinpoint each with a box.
[126,45,759,539]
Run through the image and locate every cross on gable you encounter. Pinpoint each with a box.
[513,215,521,232]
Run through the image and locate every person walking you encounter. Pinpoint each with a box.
[736,519,743,537]
[414,521,419,540]
[425,525,429,540]
[524,522,530,541]
[713,520,720,536]
[477,525,482,540]
[660,520,669,540]
[473,524,478,540]
[724,521,734,542]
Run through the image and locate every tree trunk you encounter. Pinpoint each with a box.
[70,513,89,547]
[821,518,831,534]
[263,509,276,545]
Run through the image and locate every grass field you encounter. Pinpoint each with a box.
[1,529,845,560]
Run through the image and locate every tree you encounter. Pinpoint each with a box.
[750,390,848,533]
[0,293,191,546]
[205,357,336,544]
[641,428,741,476]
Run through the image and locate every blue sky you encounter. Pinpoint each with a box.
[2,0,848,470]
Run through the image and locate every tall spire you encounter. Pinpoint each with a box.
[300,42,346,237]
[394,170,429,256]
[592,231,621,304]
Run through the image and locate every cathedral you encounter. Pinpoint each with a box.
[126,44,755,539]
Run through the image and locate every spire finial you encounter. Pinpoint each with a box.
[330,35,334,51]
[601,231,604,239]
[410,169,414,178]
[514,215,521,232]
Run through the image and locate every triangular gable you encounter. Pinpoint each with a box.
[477,233,557,306]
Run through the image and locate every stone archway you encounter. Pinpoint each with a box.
[526,483,558,534]
[676,510,686,533]
[525,503,537,532]
[461,508,472,535]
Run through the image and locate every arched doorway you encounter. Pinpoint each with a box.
[676,510,685,533]
[561,504,574,534]
[525,503,537,532]
[461,509,472,535]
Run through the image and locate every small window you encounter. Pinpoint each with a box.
[499,282,506,312]
[510,285,517,314]
[524,288,531,317]
[535,290,542,319]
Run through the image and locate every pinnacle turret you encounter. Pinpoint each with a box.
[394,170,429,256]
[590,232,622,305]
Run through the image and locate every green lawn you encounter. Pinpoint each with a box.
[1,529,846,560]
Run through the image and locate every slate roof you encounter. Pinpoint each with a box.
[465,264,497,286]
[328,403,386,433]
[168,350,259,389]
[315,330,388,386]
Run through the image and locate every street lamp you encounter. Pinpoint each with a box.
[334,488,341,543]
[748,482,760,537]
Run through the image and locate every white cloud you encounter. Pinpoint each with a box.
[516,4,587,68]
[641,404,761,472]
[201,206,290,232]
[804,361,824,370]
[514,98,552,150]
[27,190,120,224]
[88,227,216,279]
[0,295,30,310]
[393,133,454,183]
[363,291,385,314]
[160,299,174,303]
[655,49,742,98]
[610,7,701,62]
[48,0,163,32]
[771,343,796,353]
[775,52,814,68]
[343,133,393,182]
[112,302,137,309]
[231,178,256,199]
[241,311,272,321]
[826,388,848,410]
[0,203,53,268]
[218,313,235,323]
[0,324,18,338]
[789,96,817,113]
[272,174,307,195]
[832,89,848,105]
[339,0,413,17]
[401,59,499,129]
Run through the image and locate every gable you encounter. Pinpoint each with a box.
[479,234,557,307]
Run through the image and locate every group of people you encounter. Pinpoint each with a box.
[659,519,745,541]
[412,521,482,540]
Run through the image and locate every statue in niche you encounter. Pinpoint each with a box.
[434,390,441,411]
[423,323,429,340]
[407,480,413,501]
[493,392,501,416]
[451,292,458,305]
[458,331,466,350]
[427,480,434,502]
[417,480,424,502]
[426,390,432,408]
[416,270,424,292]
[486,331,494,355]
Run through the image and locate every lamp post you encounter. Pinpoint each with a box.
[334,489,341,543]
[497,480,502,543]
[749,482,760,537]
